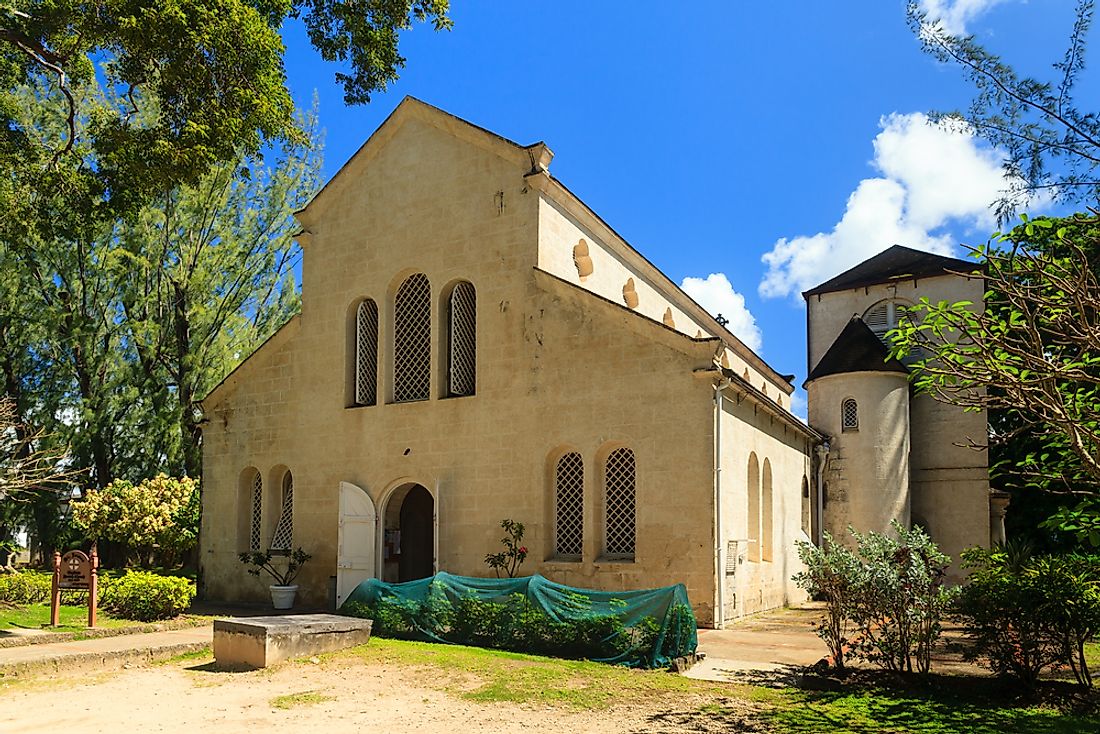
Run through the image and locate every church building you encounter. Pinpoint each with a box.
[199,98,999,627]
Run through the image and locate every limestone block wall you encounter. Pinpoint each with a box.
[717,395,813,622]
[202,113,545,606]
[807,372,911,544]
[524,273,720,624]
[534,185,793,411]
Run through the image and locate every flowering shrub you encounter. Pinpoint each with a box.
[72,474,199,565]
[484,519,528,578]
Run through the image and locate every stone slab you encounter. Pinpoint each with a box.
[213,614,372,669]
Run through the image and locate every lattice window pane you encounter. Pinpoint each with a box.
[270,472,294,551]
[249,472,263,552]
[604,448,636,557]
[355,299,378,406]
[448,282,476,397]
[555,452,584,557]
[394,273,431,402]
[842,399,859,431]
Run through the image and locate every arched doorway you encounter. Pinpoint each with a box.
[381,483,435,582]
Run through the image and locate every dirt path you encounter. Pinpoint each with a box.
[0,655,764,734]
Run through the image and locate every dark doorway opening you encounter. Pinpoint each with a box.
[398,485,434,582]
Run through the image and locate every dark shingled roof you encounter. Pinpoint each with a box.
[806,316,909,383]
[803,245,980,297]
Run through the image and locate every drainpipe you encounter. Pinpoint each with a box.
[814,441,830,547]
[713,377,732,628]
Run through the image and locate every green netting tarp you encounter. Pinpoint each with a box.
[340,572,697,669]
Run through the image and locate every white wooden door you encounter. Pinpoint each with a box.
[337,481,377,608]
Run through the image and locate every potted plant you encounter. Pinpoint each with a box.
[238,547,312,609]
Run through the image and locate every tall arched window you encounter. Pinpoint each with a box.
[447,281,476,397]
[393,273,431,402]
[249,471,263,551]
[801,476,811,537]
[238,468,263,552]
[354,299,378,406]
[554,452,584,558]
[604,447,636,559]
[842,398,859,432]
[270,471,294,551]
[762,459,774,563]
[747,453,761,562]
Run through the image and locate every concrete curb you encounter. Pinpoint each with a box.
[0,640,210,678]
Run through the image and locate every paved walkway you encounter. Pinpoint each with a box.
[0,625,213,676]
[688,603,986,685]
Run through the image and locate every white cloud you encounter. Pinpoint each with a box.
[680,273,763,353]
[918,0,1008,36]
[759,112,1013,300]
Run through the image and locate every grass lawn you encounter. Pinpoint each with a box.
[337,638,1100,733]
[0,602,130,632]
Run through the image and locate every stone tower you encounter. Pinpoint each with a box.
[803,246,992,567]
[805,316,911,541]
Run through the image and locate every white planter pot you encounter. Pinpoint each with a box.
[269,584,299,610]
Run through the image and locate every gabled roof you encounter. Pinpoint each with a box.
[802,245,980,298]
[805,316,908,383]
[294,96,552,228]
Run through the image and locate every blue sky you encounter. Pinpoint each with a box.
[281,1,1090,408]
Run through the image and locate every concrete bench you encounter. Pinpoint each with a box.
[213,614,372,669]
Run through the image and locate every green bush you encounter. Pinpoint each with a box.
[100,570,195,621]
[0,570,52,604]
[958,546,1100,688]
[795,523,957,676]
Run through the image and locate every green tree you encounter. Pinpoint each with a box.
[0,86,319,570]
[908,0,1100,220]
[891,213,1100,546]
[71,474,199,566]
[0,0,449,238]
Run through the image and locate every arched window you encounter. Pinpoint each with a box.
[270,471,294,551]
[747,453,760,562]
[762,459,773,563]
[447,281,476,397]
[863,299,910,343]
[238,468,263,552]
[354,299,378,406]
[842,398,859,432]
[604,447,636,559]
[249,471,263,552]
[393,273,431,402]
[554,452,584,558]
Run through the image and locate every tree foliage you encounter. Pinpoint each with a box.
[71,474,199,565]
[1,86,320,493]
[0,0,449,235]
[908,0,1100,220]
[891,213,1100,545]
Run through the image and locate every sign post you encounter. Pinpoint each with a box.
[49,547,98,628]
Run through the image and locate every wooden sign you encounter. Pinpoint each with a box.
[50,546,98,628]
[60,550,91,589]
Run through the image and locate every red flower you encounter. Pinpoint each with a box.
[519,547,528,555]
